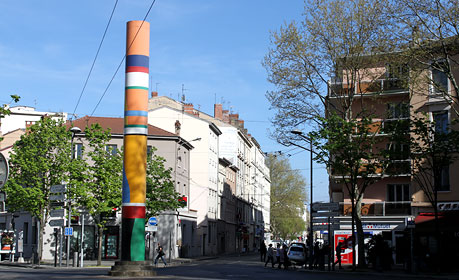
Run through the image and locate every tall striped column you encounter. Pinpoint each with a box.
[121,20,149,262]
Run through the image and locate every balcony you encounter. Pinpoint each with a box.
[340,201,411,216]
[328,78,409,97]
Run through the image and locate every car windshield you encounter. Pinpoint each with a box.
[289,247,304,252]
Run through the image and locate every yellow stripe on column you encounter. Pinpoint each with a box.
[124,134,147,204]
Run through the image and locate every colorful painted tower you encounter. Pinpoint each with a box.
[121,20,150,262]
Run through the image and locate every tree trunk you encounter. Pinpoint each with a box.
[97,226,103,266]
[351,196,356,271]
[355,195,366,268]
[38,210,46,266]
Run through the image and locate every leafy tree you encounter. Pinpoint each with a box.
[79,124,122,266]
[390,0,459,114]
[391,113,459,270]
[266,153,306,241]
[0,95,20,142]
[145,147,183,218]
[263,0,397,268]
[308,112,391,268]
[4,117,77,263]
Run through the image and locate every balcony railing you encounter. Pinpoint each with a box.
[328,78,409,97]
[339,201,411,216]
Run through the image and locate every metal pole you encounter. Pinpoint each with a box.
[80,214,84,267]
[59,227,63,267]
[66,200,71,267]
[309,138,314,270]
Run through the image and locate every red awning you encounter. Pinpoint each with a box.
[415,212,444,224]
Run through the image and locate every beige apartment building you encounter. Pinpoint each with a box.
[326,49,459,266]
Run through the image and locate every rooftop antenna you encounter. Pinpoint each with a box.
[181,84,187,102]
[155,83,160,92]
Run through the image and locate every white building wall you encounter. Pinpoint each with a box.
[148,107,219,255]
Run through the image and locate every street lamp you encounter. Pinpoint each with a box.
[68,126,81,267]
[291,129,314,270]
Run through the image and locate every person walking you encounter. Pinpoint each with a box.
[275,243,281,268]
[265,244,275,267]
[333,242,343,269]
[282,244,290,270]
[154,242,167,267]
[278,244,285,269]
[260,241,267,262]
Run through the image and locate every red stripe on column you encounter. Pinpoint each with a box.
[126,66,149,73]
[122,206,145,219]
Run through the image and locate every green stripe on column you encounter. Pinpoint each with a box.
[130,218,146,261]
[126,86,149,90]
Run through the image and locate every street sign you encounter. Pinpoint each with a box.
[313,218,339,224]
[50,201,65,208]
[313,224,340,231]
[50,209,65,217]
[312,211,339,217]
[49,219,65,227]
[148,217,158,226]
[64,227,73,236]
[147,225,158,232]
[312,202,339,211]
[50,194,65,201]
[50,185,66,194]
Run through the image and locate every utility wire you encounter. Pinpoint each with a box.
[72,0,119,119]
[89,0,156,118]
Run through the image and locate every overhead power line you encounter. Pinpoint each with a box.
[89,0,157,118]
[72,0,119,119]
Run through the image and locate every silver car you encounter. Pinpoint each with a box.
[287,243,307,266]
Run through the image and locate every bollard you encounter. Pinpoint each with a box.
[73,252,78,267]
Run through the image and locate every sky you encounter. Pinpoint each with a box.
[0,0,329,202]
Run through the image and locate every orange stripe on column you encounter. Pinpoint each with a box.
[126,21,150,56]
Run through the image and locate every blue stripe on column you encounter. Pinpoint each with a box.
[126,55,149,68]
[125,110,148,117]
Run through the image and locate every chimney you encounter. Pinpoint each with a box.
[238,120,244,129]
[214,104,223,120]
[222,110,230,123]
[175,120,181,135]
[229,113,239,126]
[151,91,158,98]
[184,103,194,114]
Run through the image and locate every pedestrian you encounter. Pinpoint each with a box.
[333,242,343,269]
[278,244,285,269]
[260,241,267,262]
[275,243,281,268]
[283,244,290,270]
[313,242,320,268]
[265,244,275,267]
[154,242,167,267]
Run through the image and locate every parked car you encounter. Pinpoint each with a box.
[287,242,308,266]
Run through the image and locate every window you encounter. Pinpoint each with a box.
[23,222,28,244]
[105,144,117,156]
[433,111,448,134]
[387,103,409,119]
[386,143,409,160]
[147,145,152,158]
[387,184,410,202]
[431,66,448,95]
[73,143,83,159]
[436,165,450,191]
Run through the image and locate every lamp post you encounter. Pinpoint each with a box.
[68,127,81,267]
[291,129,313,270]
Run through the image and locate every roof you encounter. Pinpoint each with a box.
[66,116,177,137]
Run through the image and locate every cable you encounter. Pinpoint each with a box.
[89,0,157,118]
[72,0,119,119]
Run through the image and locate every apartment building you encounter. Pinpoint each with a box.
[148,93,271,254]
[326,49,459,265]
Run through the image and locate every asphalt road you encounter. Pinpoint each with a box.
[0,254,449,280]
